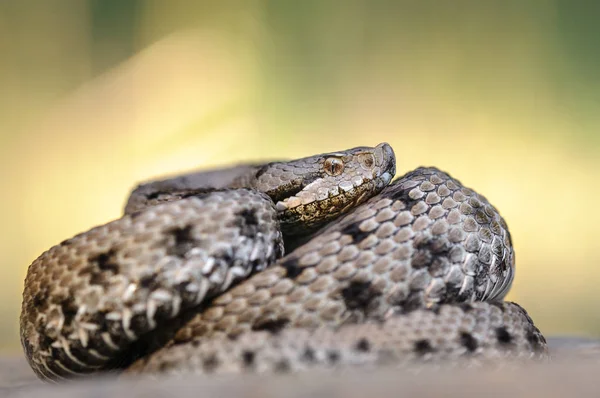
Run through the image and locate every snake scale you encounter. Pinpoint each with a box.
[19,143,547,382]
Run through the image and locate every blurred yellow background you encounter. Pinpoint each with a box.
[1,1,599,353]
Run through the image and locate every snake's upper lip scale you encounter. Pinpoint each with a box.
[380,171,393,186]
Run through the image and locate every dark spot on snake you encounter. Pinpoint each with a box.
[37,333,54,352]
[202,354,220,373]
[340,223,371,244]
[254,164,270,179]
[459,303,473,312]
[414,339,435,356]
[128,313,150,335]
[341,281,377,312]
[496,327,513,344]
[60,297,78,327]
[158,361,171,372]
[302,346,316,362]
[429,305,442,315]
[166,225,197,257]
[460,332,478,352]
[145,191,161,200]
[242,350,256,368]
[444,283,461,302]
[354,338,371,352]
[411,237,450,270]
[88,273,104,286]
[327,350,340,364]
[489,301,505,312]
[252,318,289,334]
[280,257,303,279]
[90,249,120,274]
[398,292,425,313]
[239,208,258,226]
[274,359,291,373]
[236,208,259,237]
[130,210,144,219]
[139,274,158,289]
[60,238,74,246]
[32,289,49,309]
[79,254,117,288]
[105,319,128,347]
[191,339,202,347]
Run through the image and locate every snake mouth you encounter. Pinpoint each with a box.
[266,172,322,205]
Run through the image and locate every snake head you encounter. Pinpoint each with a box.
[255,142,396,235]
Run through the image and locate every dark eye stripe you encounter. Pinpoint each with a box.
[266,172,322,203]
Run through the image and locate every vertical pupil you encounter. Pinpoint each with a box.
[325,158,343,175]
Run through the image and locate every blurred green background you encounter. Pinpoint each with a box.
[1,1,599,354]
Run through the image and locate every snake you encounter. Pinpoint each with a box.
[19,142,547,382]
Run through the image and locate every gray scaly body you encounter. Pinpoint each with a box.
[19,143,546,382]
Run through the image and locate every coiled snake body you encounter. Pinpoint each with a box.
[19,143,546,381]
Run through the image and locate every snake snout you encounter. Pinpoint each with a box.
[374,142,396,180]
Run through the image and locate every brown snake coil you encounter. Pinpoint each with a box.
[19,143,546,382]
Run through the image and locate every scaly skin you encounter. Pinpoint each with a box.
[125,167,544,376]
[20,144,395,381]
[127,302,546,376]
[20,143,547,382]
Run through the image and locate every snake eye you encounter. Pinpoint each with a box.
[323,157,344,176]
[359,153,375,169]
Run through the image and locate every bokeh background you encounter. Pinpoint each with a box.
[1,1,599,354]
